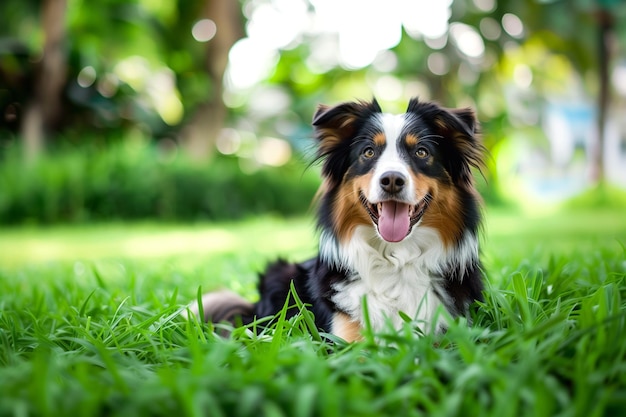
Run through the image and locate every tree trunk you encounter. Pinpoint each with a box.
[180,0,243,160]
[591,7,613,185]
[21,0,68,162]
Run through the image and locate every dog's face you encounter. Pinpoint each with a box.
[313,98,483,246]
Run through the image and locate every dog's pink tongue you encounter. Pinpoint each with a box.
[378,201,411,242]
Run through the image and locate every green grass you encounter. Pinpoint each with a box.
[1,209,625,417]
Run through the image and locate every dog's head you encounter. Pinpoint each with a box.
[313,97,484,246]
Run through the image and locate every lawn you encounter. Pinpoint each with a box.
[0,208,625,417]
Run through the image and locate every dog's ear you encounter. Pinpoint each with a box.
[435,107,484,188]
[447,108,477,137]
[311,99,381,185]
[407,97,476,137]
[312,99,381,154]
[440,109,486,186]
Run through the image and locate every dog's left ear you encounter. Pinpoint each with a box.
[448,108,477,137]
[434,107,484,188]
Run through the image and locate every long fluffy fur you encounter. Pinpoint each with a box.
[190,97,485,341]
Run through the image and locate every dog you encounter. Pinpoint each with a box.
[190,98,485,342]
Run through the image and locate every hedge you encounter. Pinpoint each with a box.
[0,144,321,224]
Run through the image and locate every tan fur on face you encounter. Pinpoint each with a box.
[412,173,465,247]
[332,174,373,243]
[332,169,467,247]
[405,133,419,147]
[373,132,386,146]
[332,312,362,342]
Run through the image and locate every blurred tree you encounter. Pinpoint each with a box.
[499,0,624,185]
[179,0,243,159]
[26,0,67,161]
[230,0,625,188]
[592,1,616,185]
[1,0,243,159]
[2,0,625,187]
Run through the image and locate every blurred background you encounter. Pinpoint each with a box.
[1,0,625,225]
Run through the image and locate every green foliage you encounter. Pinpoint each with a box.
[564,183,626,210]
[0,145,320,224]
[0,230,625,416]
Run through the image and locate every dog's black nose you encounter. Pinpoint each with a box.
[380,171,406,194]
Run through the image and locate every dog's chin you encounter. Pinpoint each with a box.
[359,192,430,243]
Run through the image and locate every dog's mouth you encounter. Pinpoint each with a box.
[360,191,430,243]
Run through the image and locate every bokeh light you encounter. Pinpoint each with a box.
[192,19,217,42]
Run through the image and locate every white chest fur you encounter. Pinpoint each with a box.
[322,225,475,334]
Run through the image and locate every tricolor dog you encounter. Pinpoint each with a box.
[191,98,485,341]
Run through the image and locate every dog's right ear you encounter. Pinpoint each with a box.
[312,99,381,155]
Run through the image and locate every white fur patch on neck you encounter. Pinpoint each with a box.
[322,225,478,334]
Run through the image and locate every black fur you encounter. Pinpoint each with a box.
[253,258,337,331]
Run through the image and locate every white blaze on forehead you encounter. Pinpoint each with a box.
[374,113,406,173]
[379,113,406,143]
[368,113,415,202]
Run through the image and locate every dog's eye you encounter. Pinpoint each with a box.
[416,147,429,158]
[363,147,375,159]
